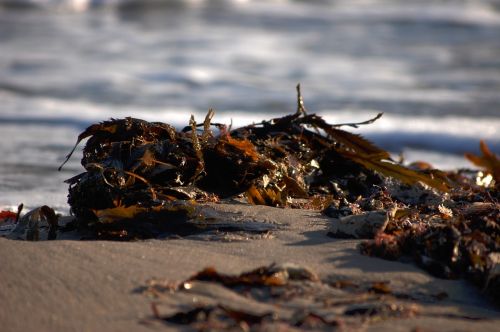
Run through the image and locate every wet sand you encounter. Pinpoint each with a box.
[1,202,499,331]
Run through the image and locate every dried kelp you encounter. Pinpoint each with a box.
[141,263,489,331]
[60,85,450,239]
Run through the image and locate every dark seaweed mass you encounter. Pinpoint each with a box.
[61,86,449,224]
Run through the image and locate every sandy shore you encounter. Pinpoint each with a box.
[1,202,499,331]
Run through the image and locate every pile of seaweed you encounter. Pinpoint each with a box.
[59,85,450,236]
[360,141,499,304]
[57,85,499,303]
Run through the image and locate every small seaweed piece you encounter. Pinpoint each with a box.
[465,140,500,185]
[187,266,288,287]
[333,112,384,129]
[201,108,215,143]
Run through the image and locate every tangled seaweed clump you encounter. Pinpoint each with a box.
[58,85,452,239]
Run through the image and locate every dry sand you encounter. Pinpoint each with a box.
[1,202,499,331]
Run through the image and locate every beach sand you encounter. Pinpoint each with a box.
[1,202,499,331]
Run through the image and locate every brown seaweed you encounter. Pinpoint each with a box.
[59,85,451,240]
[465,140,500,187]
[360,185,500,303]
[142,263,485,331]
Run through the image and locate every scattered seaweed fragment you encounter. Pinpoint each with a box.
[465,140,500,188]
[59,85,450,239]
[141,263,490,331]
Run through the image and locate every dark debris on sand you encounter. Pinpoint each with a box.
[140,263,494,331]
[56,85,452,239]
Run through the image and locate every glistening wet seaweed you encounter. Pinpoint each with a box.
[58,85,451,240]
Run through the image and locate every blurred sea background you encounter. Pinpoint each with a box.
[0,0,499,212]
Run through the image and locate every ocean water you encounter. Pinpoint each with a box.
[0,0,499,212]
